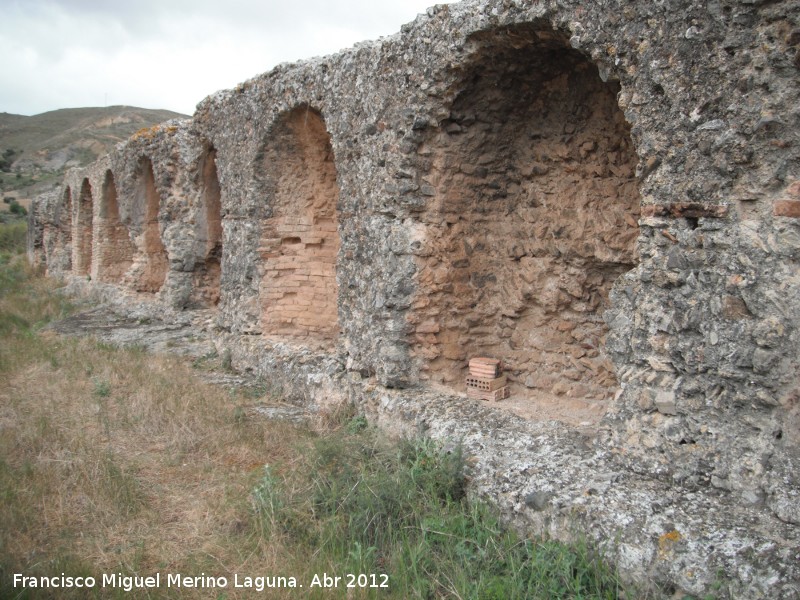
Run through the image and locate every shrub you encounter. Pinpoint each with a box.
[9,200,27,216]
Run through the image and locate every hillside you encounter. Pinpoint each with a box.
[0,106,188,198]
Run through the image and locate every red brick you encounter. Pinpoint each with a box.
[773,200,800,218]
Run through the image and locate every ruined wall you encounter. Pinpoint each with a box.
[30,0,800,596]
[33,186,73,274]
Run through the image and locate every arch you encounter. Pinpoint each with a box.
[60,187,73,244]
[190,146,223,307]
[257,106,341,347]
[96,170,134,282]
[44,186,73,273]
[73,178,93,276]
[131,156,168,293]
[413,24,641,420]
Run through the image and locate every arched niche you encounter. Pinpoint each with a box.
[96,170,134,283]
[257,106,341,348]
[190,146,223,308]
[131,156,168,293]
[73,178,93,276]
[413,24,641,421]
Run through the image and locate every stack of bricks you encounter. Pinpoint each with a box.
[466,357,510,401]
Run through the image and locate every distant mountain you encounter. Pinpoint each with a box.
[0,106,188,198]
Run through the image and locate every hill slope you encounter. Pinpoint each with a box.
[0,106,188,197]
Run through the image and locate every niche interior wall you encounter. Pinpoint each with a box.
[95,170,135,283]
[130,156,169,294]
[73,178,94,277]
[411,24,640,415]
[190,146,223,308]
[257,106,341,348]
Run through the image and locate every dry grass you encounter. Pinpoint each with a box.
[0,253,326,598]
[0,239,629,600]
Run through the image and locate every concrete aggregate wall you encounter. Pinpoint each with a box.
[29,0,800,596]
[37,186,73,274]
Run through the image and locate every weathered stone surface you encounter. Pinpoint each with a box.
[641,202,730,219]
[774,200,800,218]
[28,0,800,597]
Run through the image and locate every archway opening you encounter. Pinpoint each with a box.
[45,186,73,273]
[74,178,93,276]
[190,146,222,308]
[96,170,134,283]
[413,25,641,423]
[257,106,340,348]
[132,157,168,293]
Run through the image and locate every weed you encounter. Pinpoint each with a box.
[92,377,111,398]
[101,452,145,517]
[346,414,368,434]
[253,429,625,599]
[9,199,27,216]
[221,348,233,371]
[191,348,218,369]
[0,221,27,252]
[251,465,283,533]
[232,405,247,424]
[241,378,269,400]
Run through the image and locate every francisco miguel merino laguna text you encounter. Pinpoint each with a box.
[13,573,302,592]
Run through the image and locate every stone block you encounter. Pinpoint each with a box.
[655,390,678,415]
[773,200,800,218]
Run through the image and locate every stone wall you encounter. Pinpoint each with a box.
[29,0,800,596]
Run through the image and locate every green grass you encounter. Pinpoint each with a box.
[0,223,72,343]
[0,221,27,253]
[253,424,625,599]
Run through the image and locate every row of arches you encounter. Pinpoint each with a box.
[52,25,640,411]
[57,107,343,349]
[60,157,172,293]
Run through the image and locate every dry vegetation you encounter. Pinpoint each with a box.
[0,106,188,198]
[0,254,316,598]
[0,224,627,599]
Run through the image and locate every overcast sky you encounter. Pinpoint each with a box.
[0,0,455,117]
